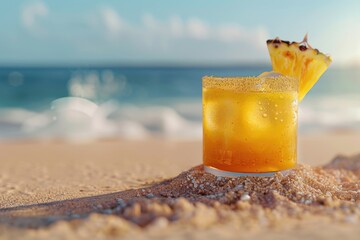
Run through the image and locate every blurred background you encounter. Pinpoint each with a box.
[0,0,360,141]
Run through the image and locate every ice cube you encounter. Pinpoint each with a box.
[258,71,283,78]
[204,99,235,133]
[238,97,272,140]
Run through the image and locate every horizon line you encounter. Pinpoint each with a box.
[0,59,358,69]
[0,62,270,69]
[0,62,357,69]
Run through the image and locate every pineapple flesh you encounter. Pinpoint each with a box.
[267,35,332,101]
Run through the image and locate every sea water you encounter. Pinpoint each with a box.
[0,66,359,140]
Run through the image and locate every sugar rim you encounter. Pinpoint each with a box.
[202,76,299,92]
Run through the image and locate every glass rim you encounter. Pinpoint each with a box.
[202,75,299,92]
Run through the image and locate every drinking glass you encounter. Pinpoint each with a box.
[202,75,298,177]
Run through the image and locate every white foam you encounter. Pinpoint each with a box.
[109,104,202,140]
[1,97,201,141]
[299,95,360,130]
[1,95,360,141]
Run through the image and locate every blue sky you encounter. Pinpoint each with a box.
[0,0,359,65]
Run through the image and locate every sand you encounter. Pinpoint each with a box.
[0,132,360,239]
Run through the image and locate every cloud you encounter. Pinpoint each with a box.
[100,7,124,36]
[125,13,267,45]
[142,14,159,30]
[21,1,48,30]
[319,16,360,66]
[169,16,184,37]
[217,24,244,42]
[137,14,265,45]
[186,18,209,39]
[84,10,270,62]
[13,5,270,63]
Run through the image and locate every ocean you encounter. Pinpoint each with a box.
[0,66,359,140]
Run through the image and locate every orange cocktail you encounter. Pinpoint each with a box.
[203,76,298,176]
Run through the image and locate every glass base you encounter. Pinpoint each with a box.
[204,166,290,177]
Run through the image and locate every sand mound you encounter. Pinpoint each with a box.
[1,155,360,239]
[105,154,360,227]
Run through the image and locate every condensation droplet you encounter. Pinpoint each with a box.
[275,104,278,107]
[262,113,268,118]
[280,119,284,122]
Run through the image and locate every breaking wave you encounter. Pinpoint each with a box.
[0,95,359,141]
[0,97,202,141]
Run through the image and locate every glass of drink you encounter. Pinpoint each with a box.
[202,75,298,177]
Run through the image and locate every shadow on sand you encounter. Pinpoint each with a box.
[1,155,359,229]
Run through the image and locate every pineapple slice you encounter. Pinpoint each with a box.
[267,35,332,101]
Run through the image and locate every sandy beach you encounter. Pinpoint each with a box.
[1,1,359,239]
[0,132,359,239]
